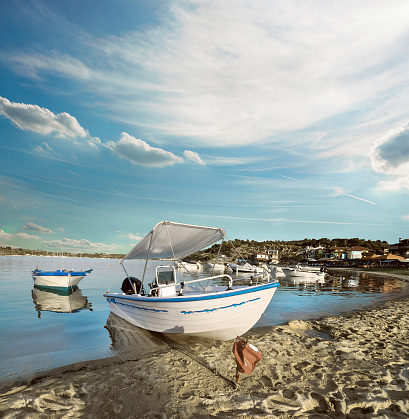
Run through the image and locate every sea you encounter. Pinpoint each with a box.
[1,255,408,384]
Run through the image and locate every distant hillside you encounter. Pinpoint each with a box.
[0,246,125,259]
[191,237,389,262]
[2,236,389,262]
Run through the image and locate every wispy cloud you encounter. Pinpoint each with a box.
[192,213,406,227]
[127,233,144,241]
[4,1,409,149]
[41,237,119,252]
[0,229,13,241]
[183,150,205,165]
[16,232,40,240]
[4,52,90,81]
[23,221,53,233]
[202,156,261,166]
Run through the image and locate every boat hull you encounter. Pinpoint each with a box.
[104,282,279,341]
[32,274,85,288]
[282,268,325,279]
[32,269,92,289]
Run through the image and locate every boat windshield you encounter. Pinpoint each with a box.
[155,266,176,286]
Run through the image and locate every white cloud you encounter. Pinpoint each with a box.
[5,1,409,150]
[0,96,87,138]
[41,237,120,252]
[369,121,409,190]
[183,150,205,165]
[16,232,40,240]
[204,155,261,166]
[23,222,53,233]
[106,132,184,167]
[402,215,409,221]
[127,233,144,241]
[80,1,409,147]
[0,229,13,241]
[87,136,102,149]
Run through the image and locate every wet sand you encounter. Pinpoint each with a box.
[1,271,409,418]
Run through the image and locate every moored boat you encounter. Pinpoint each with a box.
[282,266,326,280]
[229,262,264,274]
[32,268,93,289]
[104,221,279,341]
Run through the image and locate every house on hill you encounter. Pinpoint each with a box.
[251,249,279,265]
[347,246,374,259]
[389,238,409,259]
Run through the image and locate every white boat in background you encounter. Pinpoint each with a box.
[32,268,93,289]
[285,276,326,285]
[104,221,279,341]
[174,261,203,271]
[298,265,322,272]
[282,266,326,280]
[32,286,91,315]
[203,262,226,272]
[229,262,264,274]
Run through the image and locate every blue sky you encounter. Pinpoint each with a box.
[0,0,408,254]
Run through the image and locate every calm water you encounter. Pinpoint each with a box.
[1,256,408,383]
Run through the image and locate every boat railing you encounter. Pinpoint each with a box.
[151,273,234,295]
[149,270,271,296]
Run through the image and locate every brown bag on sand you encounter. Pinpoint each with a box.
[232,336,263,380]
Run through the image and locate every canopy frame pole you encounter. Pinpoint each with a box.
[211,239,224,277]
[121,261,134,290]
[141,231,154,285]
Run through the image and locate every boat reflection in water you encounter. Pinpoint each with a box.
[282,276,326,286]
[32,285,92,318]
[105,312,166,355]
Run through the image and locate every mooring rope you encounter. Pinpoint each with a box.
[153,333,237,389]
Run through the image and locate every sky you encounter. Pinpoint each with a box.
[0,0,408,255]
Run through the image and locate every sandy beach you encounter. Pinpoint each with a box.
[1,271,409,418]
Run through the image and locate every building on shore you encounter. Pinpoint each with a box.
[388,238,409,259]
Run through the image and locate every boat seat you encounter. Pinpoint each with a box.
[152,269,176,297]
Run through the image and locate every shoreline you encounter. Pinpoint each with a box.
[2,271,409,417]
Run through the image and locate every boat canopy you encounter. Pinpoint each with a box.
[124,221,226,260]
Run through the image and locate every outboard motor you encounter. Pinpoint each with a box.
[121,277,144,295]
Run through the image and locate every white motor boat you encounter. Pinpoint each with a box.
[282,266,326,280]
[104,221,279,341]
[174,261,203,271]
[32,268,93,289]
[203,262,226,272]
[229,262,264,274]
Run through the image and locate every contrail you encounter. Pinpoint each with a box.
[342,193,376,205]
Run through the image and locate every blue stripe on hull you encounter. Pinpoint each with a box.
[180,297,260,314]
[105,281,279,303]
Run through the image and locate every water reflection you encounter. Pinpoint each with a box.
[323,270,404,294]
[282,276,326,286]
[31,286,92,317]
[104,312,166,354]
